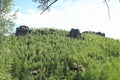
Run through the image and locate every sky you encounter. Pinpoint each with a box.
[13,0,120,39]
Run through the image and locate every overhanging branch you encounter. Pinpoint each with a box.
[104,0,110,20]
[40,0,58,14]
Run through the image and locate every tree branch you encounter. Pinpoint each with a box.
[104,0,110,20]
[40,0,58,14]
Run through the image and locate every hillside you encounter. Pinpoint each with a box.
[0,28,120,80]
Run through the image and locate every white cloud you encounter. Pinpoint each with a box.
[15,0,120,39]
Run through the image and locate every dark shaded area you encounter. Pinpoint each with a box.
[15,26,56,36]
[69,63,85,71]
[15,25,31,36]
[82,31,105,37]
[96,32,105,37]
[69,28,80,38]
[39,28,56,34]
[69,28,84,39]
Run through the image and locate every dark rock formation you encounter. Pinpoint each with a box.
[69,28,83,39]
[82,31,105,37]
[39,29,55,35]
[49,28,55,34]
[96,32,105,37]
[15,25,30,36]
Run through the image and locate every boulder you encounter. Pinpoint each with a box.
[15,25,30,36]
[69,28,82,39]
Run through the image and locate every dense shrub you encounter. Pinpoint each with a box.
[0,28,120,80]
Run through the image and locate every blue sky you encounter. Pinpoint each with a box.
[13,0,120,39]
[13,0,38,13]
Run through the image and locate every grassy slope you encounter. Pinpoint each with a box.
[0,29,120,80]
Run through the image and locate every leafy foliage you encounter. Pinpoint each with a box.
[0,0,17,35]
[0,28,120,80]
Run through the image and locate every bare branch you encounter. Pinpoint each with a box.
[104,0,110,20]
[40,0,58,14]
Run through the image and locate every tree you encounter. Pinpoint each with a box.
[0,0,17,35]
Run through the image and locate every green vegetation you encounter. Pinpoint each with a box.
[0,29,120,80]
[0,0,17,35]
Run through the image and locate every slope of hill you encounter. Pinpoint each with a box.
[0,28,120,80]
